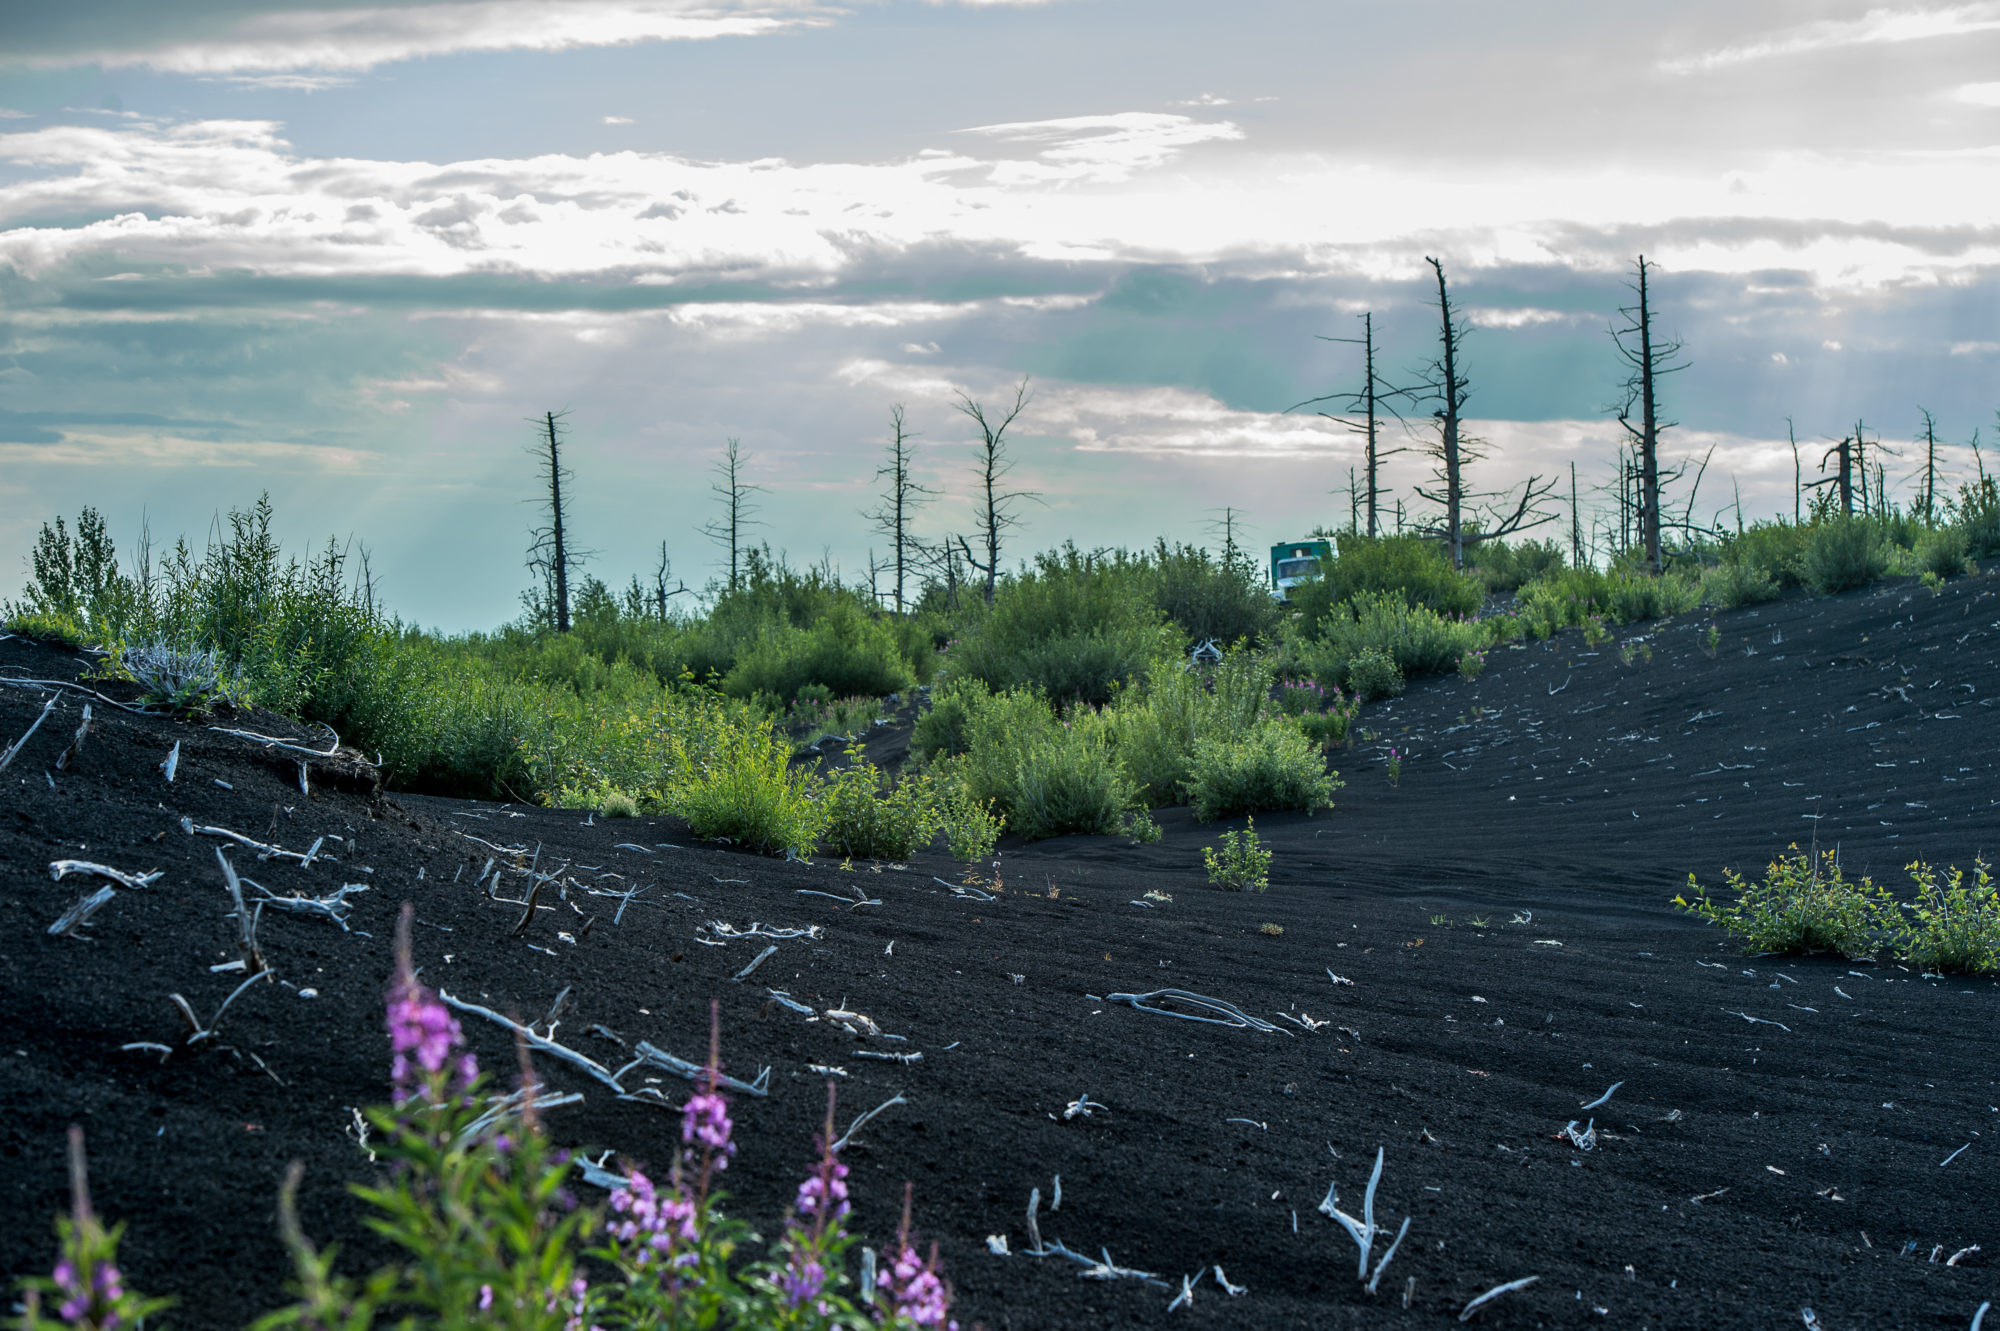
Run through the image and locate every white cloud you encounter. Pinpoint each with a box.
[0,108,34,120]
[1950,340,2000,354]
[1033,383,1347,458]
[958,112,1243,183]
[1661,4,2000,74]
[1466,306,1574,329]
[602,115,635,125]
[1955,81,2000,105]
[41,1,833,75]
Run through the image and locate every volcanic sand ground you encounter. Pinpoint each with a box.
[4,572,2000,1328]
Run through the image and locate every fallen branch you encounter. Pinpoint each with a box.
[182,818,327,866]
[618,1040,772,1097]
[1105,988,1278,1032]
[831,1091,908,1152]
[206,723,340,758]
[1319,1146,1412,1292]
[161,740,180,783]
[0,695,55,773]
[54,704,92,770]
[50,860,163,890]
[1460,1275,1538,1322]
[1580,1080,1624,1110]
[48,886,117,938]
[439,990,626,1092]
[213,849,268,973]
[169,970,272,1045]
[0,676,151,715]
[729,945,779,983]
[252,881,370,931]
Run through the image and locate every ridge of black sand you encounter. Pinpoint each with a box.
[3,574,1998,1329]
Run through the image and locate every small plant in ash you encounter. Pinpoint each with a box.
[1259,922,1284,936]
[1677,846,1889,957]
[1619,638,1653,667]
[1457,646,1486,680]
[1889,858,2000,975]
[1203,818,1272,892]
[111,640,243,712]
[1582,614,1609,647]
[1121,809,1164,844]
[1703,621,1721,658]
[1385,747,1401,787]
[1921,570,1945,596]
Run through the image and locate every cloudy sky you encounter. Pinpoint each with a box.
[3,1,1998,628]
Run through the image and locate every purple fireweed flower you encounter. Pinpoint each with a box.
[879,1244,957,1330]
[387,972,475,1102]
[608,1168,700,1269]
[794,1157,849,1222]
[782,1256,827,1309]
[681,1090,734,1168]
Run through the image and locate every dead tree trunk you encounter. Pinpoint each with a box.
[700,438,764,592]
[525,409,580,633]
[1289,311,1410,539]
[1611,256,1687,574]
[954,377,1037,604]
[1821,435,1855,516]
[1788,418,1802,524]
[1412,257,1555,566]
[1916,410,1939,521]
[865,404,934,614]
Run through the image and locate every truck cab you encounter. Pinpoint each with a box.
[1269,538,1335,603]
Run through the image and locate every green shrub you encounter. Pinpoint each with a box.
[1465,537,1566,593]
[1799,518,1889,594]
[947,546,1176,708]
[1106,650,1272,806]
[910,675,987,761]
[1700,561,1781,608]
[1290,534,1482,623]
[1457,646,1486,680]
[816,750,937,860]
[10,505,137,641]
[1004,714,1136,841]
[1341,645,1404,701]
[931,772,1004,861]
[1202,819,1272,892]
[1185,717,1340,820]
[1948,475,2000,558]
[1717,521,1808,590]
[1677,848,1888,956]
[1889,859,2000,974]
[1913,525,1970,579]
[1141,540,1279,645]
[720,601,913,703]
[1603,569,1701,622]
[665,712,825,856]
[1315,591,1481,685]
[951,688,1136,840]
[600,789,641,818]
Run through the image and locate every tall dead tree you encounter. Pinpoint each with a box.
[1819,434,1855,516]
[1916,408,1942,521]
[525,409,583,633]
[954,377,1038,603]
[1611,256,1688,574]
[1411,256,1555,568]
[1787,419,1802,524]
[699,438,764,592]
[1289,311,1411,539]
[864,404,935,614]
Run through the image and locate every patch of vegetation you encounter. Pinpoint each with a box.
[1889,859,2000,975]
[1202,819,1272,892]
[1288,534,1483,621]
[1799,518,1889,594]
[1185,718,1341,821]
[1677,848,1887,957]
[816,748,938,860]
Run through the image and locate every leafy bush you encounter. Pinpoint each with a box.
[817,750,937,860]
[1603,569,1701,622]
[1141,540,1280,645]
[600,790,641,818]
[9,506,136,641]
[721,601,914,704]
[951,687,1136,840]
[1799,518,1889,594]
[1889,859,2000,974]
[1677,848,1888,957]
[910,676,986,761]
[1203,818,1273,892]
[931,773,1004,861]
[1699,560,1781,609]
[1315,591,1481,686]
[1185,717,1340,820]
[1457,646,1486,680]
[1290,534,1482,623]
[1341,646,1404,701]
[1107,651,1270,806]
[1913,525,1970,579]
[666,711,826,856]
[1464,537,1565,593]
[1948,474,2000,558]
[1717,521,1808,590]
[947,546,1175,708]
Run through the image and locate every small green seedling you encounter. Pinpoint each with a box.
[1203,819,1272,893]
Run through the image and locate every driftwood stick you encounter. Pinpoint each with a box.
[0,695,55,773]
[50,860,163,890]
[48,886,117,938]
[0,677,151,714]
[213,849,268,973]
[439,990,627,1091]
[206,723,341,758]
